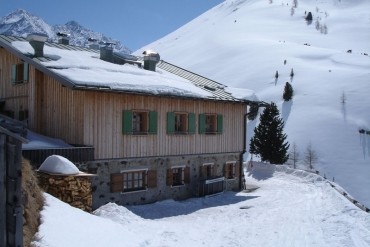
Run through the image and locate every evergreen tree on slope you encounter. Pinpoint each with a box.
[250,102,290,164]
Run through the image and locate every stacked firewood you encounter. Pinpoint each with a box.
[38,173,93,212]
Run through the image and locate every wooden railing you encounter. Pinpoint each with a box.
[22,146,94,167]
[199,176,225,197]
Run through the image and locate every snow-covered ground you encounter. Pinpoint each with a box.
[137,0,370,207]
[32,164,370,247]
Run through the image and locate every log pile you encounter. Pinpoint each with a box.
[38,173,93,212]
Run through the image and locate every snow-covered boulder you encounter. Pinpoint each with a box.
[38,155,79,175]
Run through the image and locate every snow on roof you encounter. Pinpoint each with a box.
[22,130,72,150]
[11,41,214,99]
[225,86,259,101]
[38,155,79,175]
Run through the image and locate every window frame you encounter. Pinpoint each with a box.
[122,169,147,193]
[174,112,188,134]
[11,62,29,85]
[122,110,157,135]
[199,113,223,134]
[167,111,195,135]
[225,161,237,180]
[110,169,157,193]
[166,166,190,187]
[201,163,214,180]
[132,110,149,134]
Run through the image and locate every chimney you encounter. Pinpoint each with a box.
[27,33,48,57]
[143,50,160,71]
[88,37,99,50]
[57,32,70,45]
[100,42,115,62]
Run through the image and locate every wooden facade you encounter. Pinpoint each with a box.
[0,47,247,160]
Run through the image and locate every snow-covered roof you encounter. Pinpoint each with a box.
[0,35,255,103]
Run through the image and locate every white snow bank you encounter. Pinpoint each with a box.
[32,193,141,247]
[33,168,370,247]
[93,202,142,224]
[38,155,79,175]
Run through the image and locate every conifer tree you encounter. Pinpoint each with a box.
[283,82,294,101]
[250,102,290,164]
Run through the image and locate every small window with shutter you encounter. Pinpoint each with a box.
[122,110,157,135]
[110,169,157,193]
[199,114,223,134]
[11,62,29,85]
[225,161,236,179]
[166,166,190,187]
[167,112,195,135]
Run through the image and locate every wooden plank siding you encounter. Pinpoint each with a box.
[0,49,30,119]
[1,48,246,160]
[81,92,245,159]
[30,73,85,146]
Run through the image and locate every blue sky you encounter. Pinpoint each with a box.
[0,0,223,51]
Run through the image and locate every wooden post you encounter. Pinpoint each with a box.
[6,140,23,247]
[0,134,7,247]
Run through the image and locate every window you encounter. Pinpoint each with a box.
[175,113,188,133]
[133,111,148,133]
[122,110,157,135]
[110,169,157,193]
[225,162,236,179]
[200,163,214,179]
[167,112,195,134]
[11,62,29,84]
[166,166,190,186]
[199,114,223,134]
[123,170,146,192]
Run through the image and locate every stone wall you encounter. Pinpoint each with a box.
[77,152,242,209]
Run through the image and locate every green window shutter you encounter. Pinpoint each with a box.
[217,114,223,134]
[199,114,206,134]
[148,111,157,134]
[11,64,17,83]
[188,113,195,134]
[167,112,175,134]
[23,62,29,82]
[122,110,133,134]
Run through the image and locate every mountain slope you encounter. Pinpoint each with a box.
[0,9,131,53]
[137,0,370,207]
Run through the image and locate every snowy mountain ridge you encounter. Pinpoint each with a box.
[0,9,131,53]
[137,0,370,207]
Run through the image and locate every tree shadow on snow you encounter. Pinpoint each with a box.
[127,192,259,220]
[281,100,292,124]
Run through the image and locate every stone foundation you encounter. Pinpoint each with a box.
[77,152,242,209]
